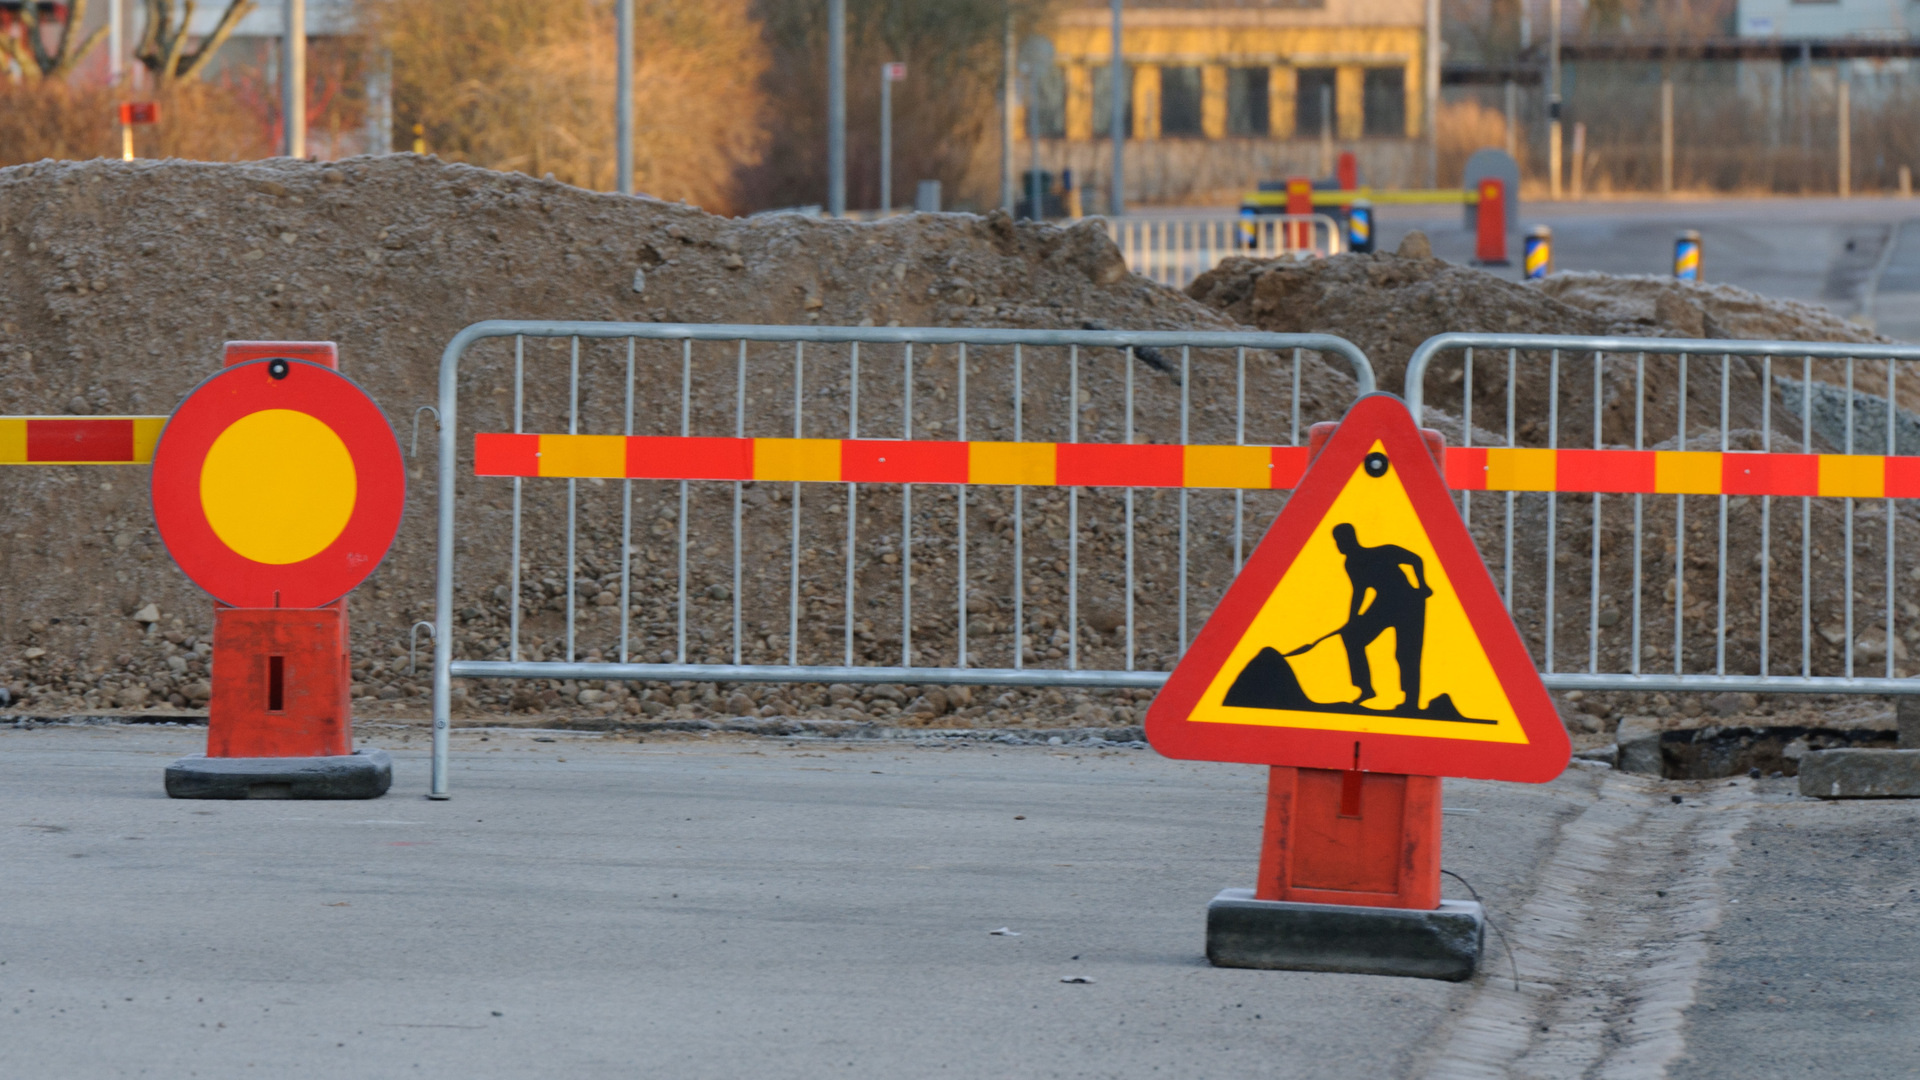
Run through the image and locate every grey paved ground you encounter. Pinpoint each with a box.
[1672,788,1920,1080]
[8,723,1917,1078]
[1,724,1595,1080]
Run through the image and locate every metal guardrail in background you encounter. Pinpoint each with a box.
[1405,332,1920,698]
[1106,214,1342,289]
[429,322,1375,796]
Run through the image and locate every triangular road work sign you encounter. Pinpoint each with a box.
[1147,394,1569,782]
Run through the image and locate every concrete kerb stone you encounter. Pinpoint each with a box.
[164,748,393,800]
[1205,889,1484,982]
[1797,748,1920,798]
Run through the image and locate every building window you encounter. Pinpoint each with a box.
[1295,67,1338,138]
[1028,64,1066,138]
[1228,67,1270,136]
[1160,66,1203,137]
[1093,64,1133,138]
[1363,67,1406,137]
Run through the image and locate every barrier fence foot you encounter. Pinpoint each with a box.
[1206,890,1484,981]
[164,748,393,800]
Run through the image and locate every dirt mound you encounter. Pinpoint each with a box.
[1538,272,1891,346]
[0,155,1363,729]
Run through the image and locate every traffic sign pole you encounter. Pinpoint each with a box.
[1151,395,1569,979]
[157,340,405,800]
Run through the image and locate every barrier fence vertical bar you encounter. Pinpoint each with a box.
[733,340,746,665]
[1178,345,1191,650]
[1802,357,1813,678]
[1234,346,1246,571]
[510,337,524,664]
[957,343,969,668]
[1125,346,1136,671]
[619,339,635,663]
[1544,349,1560,672]
[1844,357,1856,679]
[677,339,691,665]
[1760,355,1772,676]
[1290,348,1302,448]
[902,343,914,667]
[1716,354,1731,675]
[846,342,860,668]
[1013,344,1025,670]
[1504,348,1516,608]
[1462,348,1474,526]
[1631,352,1645,675]
[566,337,580,662]
[1886,359,1898,678]
[1069,345,1080,670]
[1589,351,1603,674]
[788,342,803,666]
[1675,352,1688,676]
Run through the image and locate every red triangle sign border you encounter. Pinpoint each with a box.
[1146,393,1571,783]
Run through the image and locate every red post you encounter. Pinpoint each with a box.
[1254,766,1443,909]
[1336,151,1358,192]
[1285,175,1313,250]
[1475,178,1509,264]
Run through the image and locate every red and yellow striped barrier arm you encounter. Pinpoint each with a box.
[0,417,167,464]
[476,434,1920,498]
[1444,447,1920,499]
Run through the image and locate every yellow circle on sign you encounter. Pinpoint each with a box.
[199,409,358,565]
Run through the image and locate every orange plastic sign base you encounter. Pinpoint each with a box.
[1146,393,1570,783]
[208,602,352,758]
[1255,766,1440,909]
[150,357,404,609]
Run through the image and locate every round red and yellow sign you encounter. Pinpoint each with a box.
[151,359,404,608]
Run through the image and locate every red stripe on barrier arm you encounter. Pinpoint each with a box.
[1724,452,1819,497]
[1270,446,1311,488]
[1885,456,1920,498]
[628,436,752,480]
[1057,443,1184,487]
[1444,446,1488,490]
[842,439,969,484]
[1559,448,1655,493]
[27,418,135,462]
[473,433,540,476]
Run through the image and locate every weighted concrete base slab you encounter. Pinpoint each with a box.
[165,748,392,800]
[1206,889,1483,982]
[1798,748,1920,798]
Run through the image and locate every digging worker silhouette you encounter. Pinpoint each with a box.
[1323,522,1432,708]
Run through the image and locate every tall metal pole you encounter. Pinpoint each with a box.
[1029,69,1043,220]
[1002,12,1015,212]
[880,67,893,213]
[1109,0,1124,217]
[1425,0,1439,187]
[617,0,634,194]
[828,0,847,217]
[283,0,306,158]
[1548,0,1562,199]
[109,0,123,83]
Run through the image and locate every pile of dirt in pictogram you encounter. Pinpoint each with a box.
[0,154,1365,733]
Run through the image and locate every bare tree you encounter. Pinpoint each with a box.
[136,0,258,84]
[0,0,109,79]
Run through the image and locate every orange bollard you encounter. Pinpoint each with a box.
[1474,178,1509,265]
[1254,766,1442,909]
[1285,175,1313,250]
[208,600,353,759]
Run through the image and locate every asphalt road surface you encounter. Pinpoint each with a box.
[5,723,1915,1079]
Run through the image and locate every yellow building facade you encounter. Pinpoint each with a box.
[1024,2,1431,206]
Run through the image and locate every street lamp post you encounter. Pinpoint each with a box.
[617,0,634,194]
[283,0,306,158]
[1109,0,1124,217]
[881,62,906,213]
[828,0,847,217]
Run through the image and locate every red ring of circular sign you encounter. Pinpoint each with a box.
[150,359,405,608]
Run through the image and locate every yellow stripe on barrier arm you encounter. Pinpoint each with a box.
[1241,189,1478,208]
[0,418,24,464]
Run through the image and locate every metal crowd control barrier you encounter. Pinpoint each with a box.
[429,322,1375,796]
[1405,332,1920,698]
[1106,215,1342,289]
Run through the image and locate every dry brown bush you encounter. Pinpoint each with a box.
[1436,98,1521,187]
[0,79,273,167]
[360,0,770,212]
